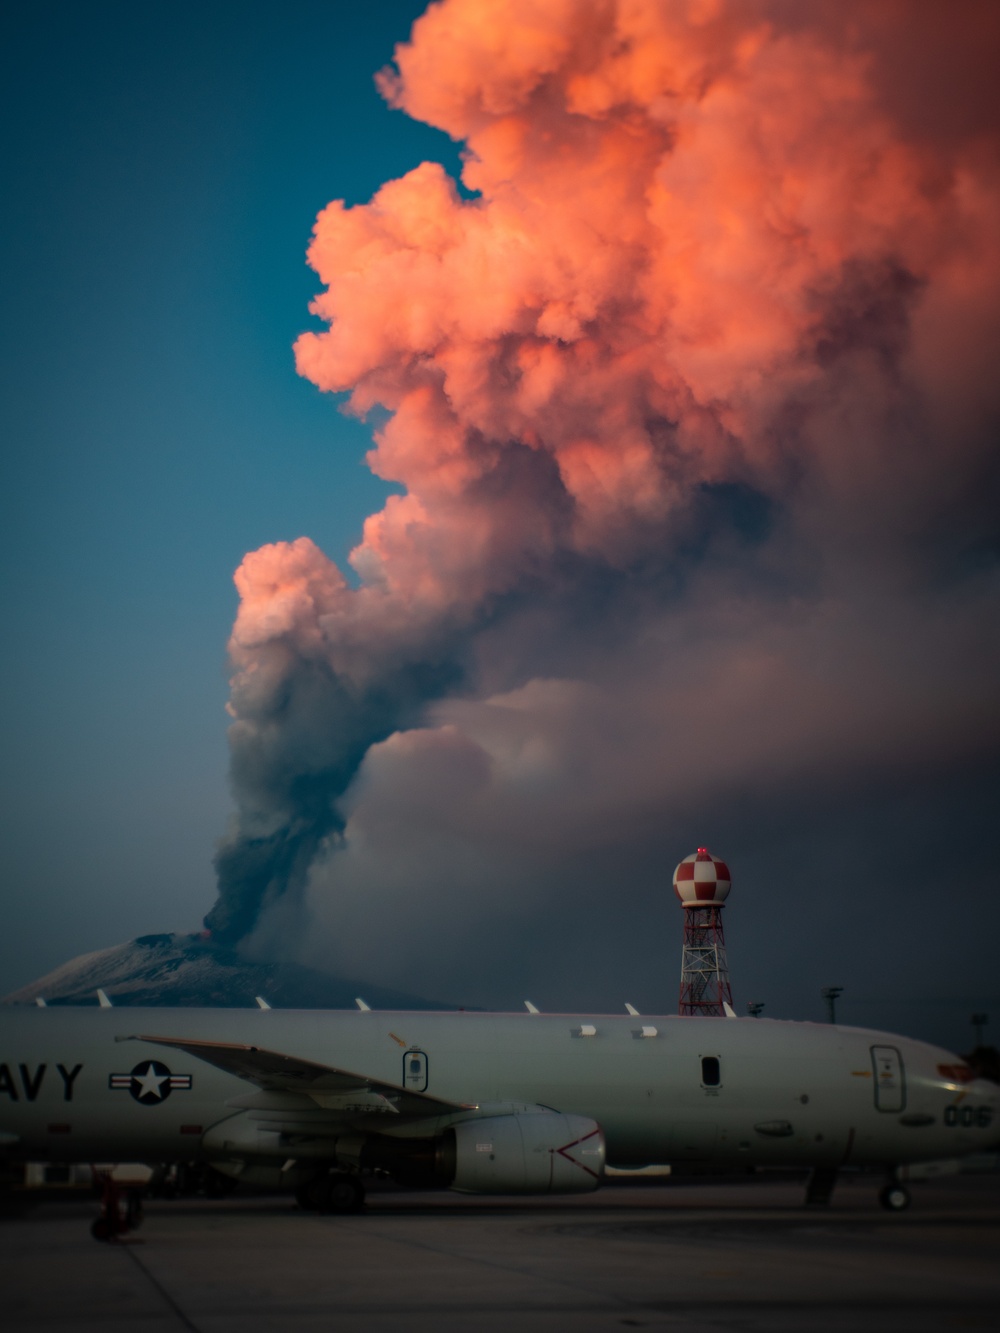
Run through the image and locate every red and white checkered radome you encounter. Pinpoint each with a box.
[673,847,731,906]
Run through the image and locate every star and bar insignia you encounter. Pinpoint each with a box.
[109,1060,192,1104]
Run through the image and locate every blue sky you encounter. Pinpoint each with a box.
[0,1,448,988]
[1,3,997,1056]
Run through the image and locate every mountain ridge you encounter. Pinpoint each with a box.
[1,934,455,1010]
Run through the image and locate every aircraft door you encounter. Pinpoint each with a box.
[870,1045,906,1112]
[403,1049,428,1092]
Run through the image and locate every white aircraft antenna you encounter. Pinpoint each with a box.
[35,996,46,1007]
[255,996,272,1010]
[625,1003,639,1016]
[355,998,371,1011]
[524,1001,540,1014]
[96,989,113,1008]
[722,1001,738,1018]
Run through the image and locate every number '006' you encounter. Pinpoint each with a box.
[943,1105,993,1128]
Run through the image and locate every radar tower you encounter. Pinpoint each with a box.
[673,847,733,1016]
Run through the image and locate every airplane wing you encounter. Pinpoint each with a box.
[126,1034,471,1119]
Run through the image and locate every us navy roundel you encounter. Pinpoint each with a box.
[109,1060,192,1104]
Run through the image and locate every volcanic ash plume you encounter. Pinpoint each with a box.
[206,0,1000,992]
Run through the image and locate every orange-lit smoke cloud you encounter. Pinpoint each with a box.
[209,0,1000,961]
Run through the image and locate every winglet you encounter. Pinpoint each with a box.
[625,1003,639,1017]
[96,989,113,1009]
[255,996,272,1010]
[524,1001,540,1014]
[355,998,371,1011]
[34,997,46,1008]
[722,1001,738,1018]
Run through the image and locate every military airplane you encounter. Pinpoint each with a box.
[1,1003,996,1216]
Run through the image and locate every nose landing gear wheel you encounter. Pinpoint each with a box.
[879,1183,911,1211]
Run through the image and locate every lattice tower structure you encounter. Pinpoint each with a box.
[673,848,733,1017]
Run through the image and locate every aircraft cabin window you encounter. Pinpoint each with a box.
[701,1056,721,1087]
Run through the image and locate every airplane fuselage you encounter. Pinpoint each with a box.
[1,1008,996,1177]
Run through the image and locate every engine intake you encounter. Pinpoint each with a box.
[362,1111,605,1195]
[449,1111,605,1194]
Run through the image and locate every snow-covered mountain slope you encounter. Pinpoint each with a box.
[2,934,451,1010]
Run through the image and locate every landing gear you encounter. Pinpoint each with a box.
[879,1182,911,1212]
[203,1166,238,1199]
[325,1173,365,1213]
[296,1170,365,1214]
[804,1167,838,1206]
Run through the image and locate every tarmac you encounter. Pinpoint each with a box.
[2,1173,998,1332]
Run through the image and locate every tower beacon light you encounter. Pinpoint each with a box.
[673,847,734,1017]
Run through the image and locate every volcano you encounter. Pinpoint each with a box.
[1,934,452,1009]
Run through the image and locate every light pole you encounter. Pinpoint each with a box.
[821,986,843,1024]
[971,1013,989,1048]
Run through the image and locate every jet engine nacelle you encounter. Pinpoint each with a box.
[448,1112,605,1194]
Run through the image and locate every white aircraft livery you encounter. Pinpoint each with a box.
[0,1006,996,1214]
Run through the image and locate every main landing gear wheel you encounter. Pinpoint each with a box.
[295,1180,321,1211]
[879,1183,911,1212]
[322,1173,365,1214]
[297,1171,365,1214]
[203,1167,237,1199]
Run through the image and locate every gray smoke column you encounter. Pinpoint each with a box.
[206,0,1000,955]
[206,539,468,941]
